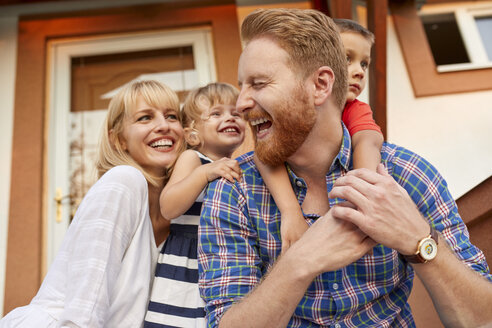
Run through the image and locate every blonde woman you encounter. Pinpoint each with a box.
[0,80,185,328]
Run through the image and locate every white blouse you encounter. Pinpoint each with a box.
[0,165,159,328]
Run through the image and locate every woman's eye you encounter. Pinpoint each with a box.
[361,61,369,70]
[346,55,351,63]
[137,115,151,122]
[166,114,178,121]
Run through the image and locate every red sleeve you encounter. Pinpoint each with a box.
[342,99,382,136]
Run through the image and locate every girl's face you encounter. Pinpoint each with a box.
[195,103,246,160]
[121,95,184,177]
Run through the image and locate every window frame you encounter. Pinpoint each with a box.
[390,0,492,97]
[420,4,492,73]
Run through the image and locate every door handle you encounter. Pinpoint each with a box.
[54,188,72,223]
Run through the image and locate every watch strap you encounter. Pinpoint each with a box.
[404,225,438,263]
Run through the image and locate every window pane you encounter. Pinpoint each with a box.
[475,16,492,61]
[421,13,470,65]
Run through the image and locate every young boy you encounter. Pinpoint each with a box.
[256,18,383,253]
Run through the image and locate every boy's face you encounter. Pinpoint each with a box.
[341,32,372,103]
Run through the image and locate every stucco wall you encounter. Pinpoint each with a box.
[386,16,492,199]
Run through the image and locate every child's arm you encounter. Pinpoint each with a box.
[254,154,308,253]
[351,130,384,171]
[160,150,241,220]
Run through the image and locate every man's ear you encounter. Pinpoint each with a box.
[313,66,335,106]
[109,129,126,150]
[184,127,200,147]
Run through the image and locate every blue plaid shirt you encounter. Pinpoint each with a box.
[198,125,491,327]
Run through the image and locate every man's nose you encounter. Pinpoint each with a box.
[236,86,254,114]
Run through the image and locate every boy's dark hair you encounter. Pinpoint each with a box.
[333,18,375,45]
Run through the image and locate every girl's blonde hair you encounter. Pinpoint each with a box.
[95,80,183,187]
[182,82,239,148]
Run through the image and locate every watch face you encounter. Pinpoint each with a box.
[420,238,438,261]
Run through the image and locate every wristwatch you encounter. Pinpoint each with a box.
[403,225,439,263]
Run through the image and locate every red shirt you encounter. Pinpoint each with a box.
[342,99,382,136]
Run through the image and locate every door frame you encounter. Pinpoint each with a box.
[46,27,217,270]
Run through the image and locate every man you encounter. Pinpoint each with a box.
[198,8,492,327]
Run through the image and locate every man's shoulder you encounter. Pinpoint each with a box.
[381,142,437,168]
[207,151,261,193]
[235,151,259,175]
[381,142,449,202]
[381,141,414,160]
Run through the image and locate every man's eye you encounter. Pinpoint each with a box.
[252,81,265,89]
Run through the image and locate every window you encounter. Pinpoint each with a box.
[476,15,492,60]
[422,13,469,66]
[420,4,492,72]
[390,0,492,96]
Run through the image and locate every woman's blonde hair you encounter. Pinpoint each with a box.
[182,82,239,148]
[95,80,183,187]
[241,8,348,110]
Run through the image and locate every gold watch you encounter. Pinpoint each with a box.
[403,226,438,263]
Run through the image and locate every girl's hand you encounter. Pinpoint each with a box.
[204,158,242,183]
[281,212,309,254]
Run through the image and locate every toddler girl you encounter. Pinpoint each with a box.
[144,82,245,328]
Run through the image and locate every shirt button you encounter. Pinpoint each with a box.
[296,180,303,187]
[335,323,341,328]
[332,283,339,290]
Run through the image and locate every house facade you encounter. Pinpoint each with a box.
[1,0,490,326]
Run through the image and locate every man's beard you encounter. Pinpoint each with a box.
[252,85,316,167]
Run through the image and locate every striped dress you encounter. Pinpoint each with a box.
[144,151,211,328]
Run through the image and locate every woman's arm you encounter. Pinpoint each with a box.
[60,166,151,327]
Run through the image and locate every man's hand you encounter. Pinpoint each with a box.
[289,205,377,275]
[328,164,430,255]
